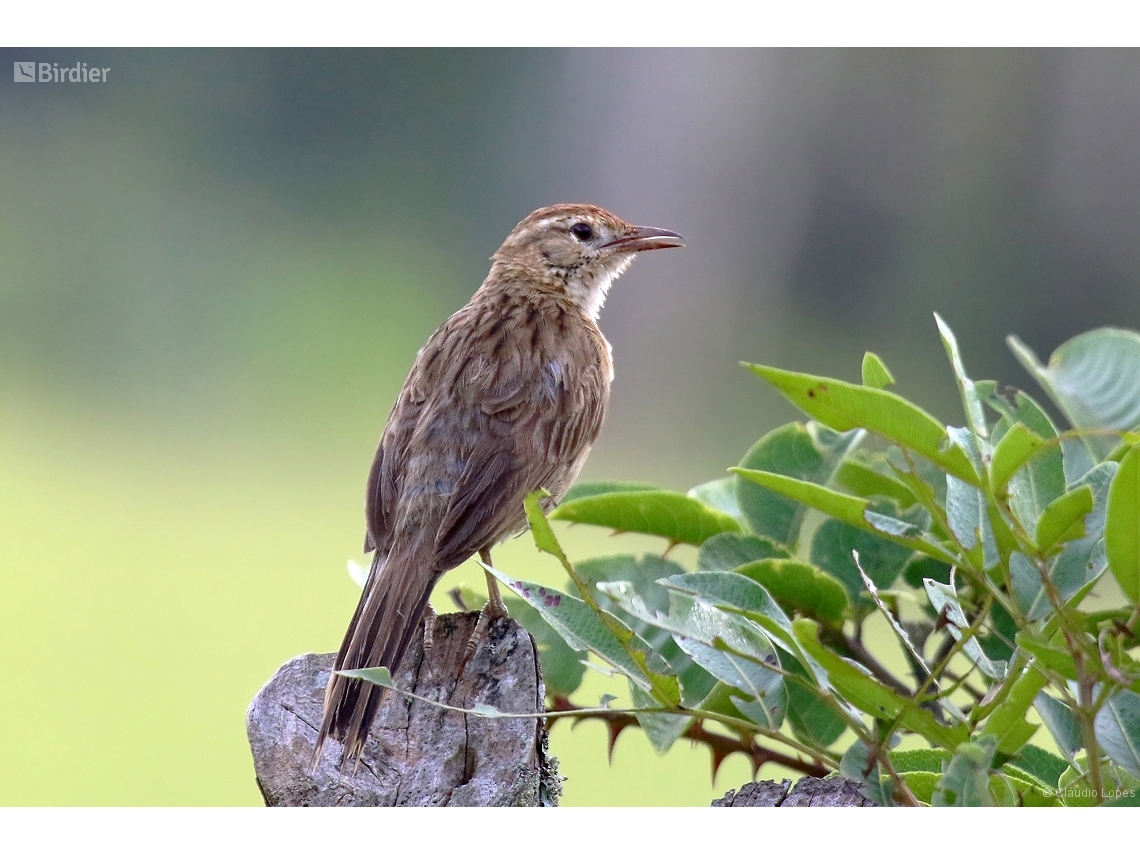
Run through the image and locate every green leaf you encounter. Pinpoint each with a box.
[577,554,683,617]
[931,735,998,806]
[560,481,658,503]
[337,665,395,689]
[935,313,988,438]
[525,490,564,558]
[902,554,952,589]
[989,422,1048,494]
[1057,756,1140,806]
[733,422,862,547]
[659,571,794,638]
[630,682,691,754]
[1010,550,1050,622]
[898,771,939,805]
[551,489,741,545]
[839,741,894,806]
[575,554,712,706]
[856,555,959,724]
[1061,437,1098,485]
[1106,445,1140,604]
[728,684,787,730]
[1018,631,1078,680]
[1017,463,1117,619]
[1010,328,1140,458]
[781,653,847,747]
[793,620,969,750]
[978,663,1047,755]
[600,583,786,724]
[732,467,955,564]
[1035,485,1094,552]
[989,772,1021,806]
[986,389,1067,535]
[976,602,1018,664]
[746,363,980,485]
[944,427,998,569]
[506,594,587,698]
[697,531,790,574]
[1034,691,1082,757]
[890,748,952,774]
[923,576,1008,680]
[487,567,654,693]
[837,458,917,507]
[656,571,803,664]
[1095,689,1140,779]
[736,558,849,627]
[861,352,895,389]
[810,504,923,598]
[1006,744,1068,789]
[687,477,745,525]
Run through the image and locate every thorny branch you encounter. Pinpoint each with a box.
[546,696,830,780]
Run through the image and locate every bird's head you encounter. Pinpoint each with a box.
[489,203,684,319]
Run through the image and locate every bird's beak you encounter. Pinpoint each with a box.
[603,226,685,252]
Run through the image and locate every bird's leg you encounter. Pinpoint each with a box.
[422,603,438,652]
[481,548,509,619]
[463,549,509,663]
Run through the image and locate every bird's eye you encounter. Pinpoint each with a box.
[570,222,594,241]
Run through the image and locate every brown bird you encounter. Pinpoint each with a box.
[313,203,683,766]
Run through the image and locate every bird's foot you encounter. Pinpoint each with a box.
[459,567,510,676]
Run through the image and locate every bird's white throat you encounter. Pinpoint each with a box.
[564,254,635,320]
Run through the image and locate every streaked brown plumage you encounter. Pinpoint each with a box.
[314,203,683,766]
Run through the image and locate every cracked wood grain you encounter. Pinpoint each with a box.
[247,612,560,806]
[712,776,874,807]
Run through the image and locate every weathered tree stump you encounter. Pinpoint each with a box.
[247,612,560,806]
[713,776,874,807]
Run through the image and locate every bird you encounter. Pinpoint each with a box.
[313,203,683,767]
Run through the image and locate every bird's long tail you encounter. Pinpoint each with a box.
[312,542,436,769]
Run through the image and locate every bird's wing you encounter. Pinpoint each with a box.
[366,297,609,568]
[433,315,610,567]
[363,329,443,554]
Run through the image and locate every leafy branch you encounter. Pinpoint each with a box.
[491,320,1140,806]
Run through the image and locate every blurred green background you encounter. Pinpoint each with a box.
[2,48,1140,806]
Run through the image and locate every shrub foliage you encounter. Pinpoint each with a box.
[498,317,1140,806]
